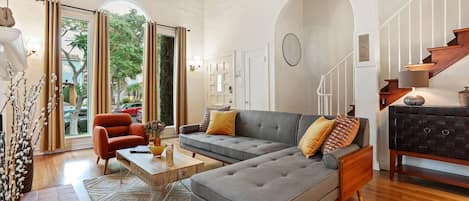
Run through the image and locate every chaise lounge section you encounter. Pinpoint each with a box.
[180,110,372,201]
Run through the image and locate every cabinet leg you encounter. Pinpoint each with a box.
[389,150,396,180]
[356,190,364,201]
[397,154,403,166]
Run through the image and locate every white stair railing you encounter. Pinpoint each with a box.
[317,52,354,115]
[380,0,464,80]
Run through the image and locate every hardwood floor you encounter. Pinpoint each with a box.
[32,138,469,201]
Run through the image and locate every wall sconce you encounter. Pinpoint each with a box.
[188,56,202,72]
[26,38,40,57]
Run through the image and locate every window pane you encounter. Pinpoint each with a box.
[108,9,146,123]
[157,34,175,126]
[61,17,90,137]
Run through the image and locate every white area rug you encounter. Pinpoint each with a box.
[83,173,192,201]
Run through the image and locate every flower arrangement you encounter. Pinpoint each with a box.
[0,64,58,201]
[144,121,166,146]
[144,120,166,138]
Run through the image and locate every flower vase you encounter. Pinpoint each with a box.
[22,150,34,193]
[153,136,161,146]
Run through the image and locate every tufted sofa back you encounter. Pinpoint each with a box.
[93,113,133,138]
[296,115,369,147]
[235,110,301,145]
[233,110,370,147]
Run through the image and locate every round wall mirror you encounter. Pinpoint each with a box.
[282,33,302,67]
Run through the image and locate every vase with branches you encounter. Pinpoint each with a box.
[144,121,166,146]
[0,64,58,201]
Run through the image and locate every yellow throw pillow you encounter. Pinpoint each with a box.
[298,116,335,158]
[206,110,237,136]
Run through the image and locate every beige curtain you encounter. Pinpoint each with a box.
[92,11,111,116]
[41,0,65,152]
[175,27,188,134]
[143,22,158,123]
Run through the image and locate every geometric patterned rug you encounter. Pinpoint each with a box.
[83,173,191,201]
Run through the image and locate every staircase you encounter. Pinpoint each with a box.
[317,52,355,115]
[379,0,469,110]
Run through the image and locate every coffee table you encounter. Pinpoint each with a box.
[116,146,204,201]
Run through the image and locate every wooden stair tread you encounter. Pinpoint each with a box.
[380,92,392,95]
[453,28,469,33]
[428,45,463,52]
[384,79,398,82]
[405,63,435,68]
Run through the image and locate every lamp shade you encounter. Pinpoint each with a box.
[399,71,429,88]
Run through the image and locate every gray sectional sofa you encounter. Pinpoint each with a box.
[179,110,372,201]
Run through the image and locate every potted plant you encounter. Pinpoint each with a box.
[0,64,58,201]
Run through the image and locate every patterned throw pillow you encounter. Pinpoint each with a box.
[321,115,360,154]
[199,106,231,132]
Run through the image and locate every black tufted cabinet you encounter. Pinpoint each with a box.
[389,105,469,188]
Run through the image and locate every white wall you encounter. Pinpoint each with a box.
[274,0,354,114]
[274,0,308,114]
[203,0,289,111]
[378,0,408,24]
[3,0,205,124]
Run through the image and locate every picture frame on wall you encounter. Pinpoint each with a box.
[358,33,370,63]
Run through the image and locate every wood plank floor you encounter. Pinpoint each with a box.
[32,138,469,201]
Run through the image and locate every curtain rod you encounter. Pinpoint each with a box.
[35,0,190,32]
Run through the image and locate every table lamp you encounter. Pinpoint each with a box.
[399,71,429,106]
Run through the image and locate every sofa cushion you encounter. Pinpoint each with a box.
[108,135,145,151]
[297,115,369,147]
[322,115,360,153]
[191,147,338,201]
[200,106,231,132]
[206,111,237,136]
[298,116,335,158]
[179,133,291,161]
[235,110,301,145]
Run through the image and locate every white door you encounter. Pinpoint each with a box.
[244,48,269,111]
[206,53,235,107]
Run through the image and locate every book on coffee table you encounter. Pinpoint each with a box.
[129,146,151,154]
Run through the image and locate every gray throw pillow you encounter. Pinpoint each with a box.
[199,106,231,132]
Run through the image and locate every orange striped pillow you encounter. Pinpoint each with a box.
[321,115,360,153]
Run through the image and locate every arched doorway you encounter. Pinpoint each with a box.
[274,0,354,115]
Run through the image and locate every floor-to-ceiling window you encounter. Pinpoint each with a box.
[61,17,91,137]
[105,4,145,123]
[104,2,176,127]
[157,34,175,126]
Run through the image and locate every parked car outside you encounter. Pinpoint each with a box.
[114,102,142,116]
[136,109,143,123]
[64,107,88,134]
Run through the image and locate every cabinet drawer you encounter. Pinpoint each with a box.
[392,114,469,160]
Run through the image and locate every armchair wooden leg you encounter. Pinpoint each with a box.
[192,153,196,158]
[96,157,100,164]
[104,159,109,175]
[356,190,364,201]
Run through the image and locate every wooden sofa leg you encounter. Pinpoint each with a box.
[104,159,109,175]
[96,157,100,164]
[192,152,196,158]
[357,190,364,201]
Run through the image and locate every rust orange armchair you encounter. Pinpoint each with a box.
[93,113,148,174]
